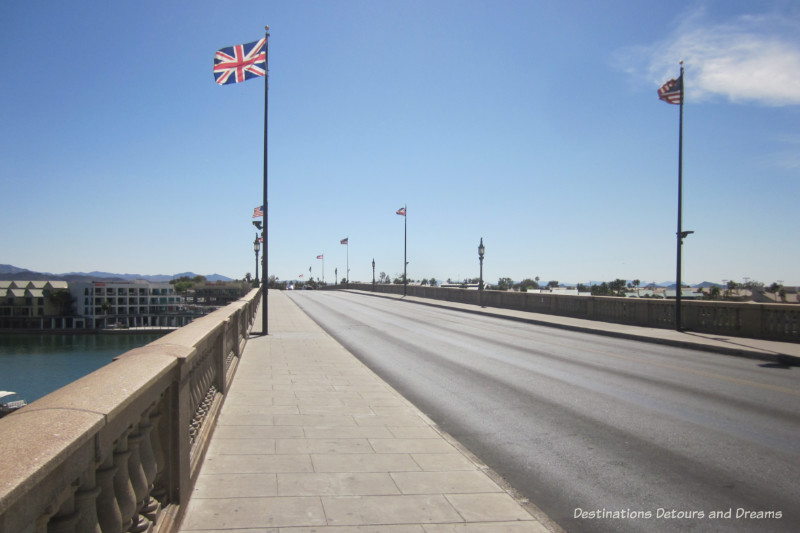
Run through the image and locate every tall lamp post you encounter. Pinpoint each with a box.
[478,238,485,307]
[372,259,376,291]
[253,234,261,285]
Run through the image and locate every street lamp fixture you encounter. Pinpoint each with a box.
[478,238,485,307]
[253,234,261,285]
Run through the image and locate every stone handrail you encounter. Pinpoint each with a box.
[0,288,261,533]
[340,284,800,342]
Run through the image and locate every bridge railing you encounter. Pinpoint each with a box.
[0,288,261,533]
[340,284,799,342]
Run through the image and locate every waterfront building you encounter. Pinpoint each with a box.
[69,280,192,329]
[0,279,205,330]
[0,280,74,329]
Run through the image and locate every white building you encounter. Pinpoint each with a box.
[70,280,189,329]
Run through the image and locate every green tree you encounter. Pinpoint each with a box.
[726,280,739,298]
[518,278,539,292]
[768,282,787,302]
[608,279,627,296]
[497,277,514,290]
[429,277,438,287]
[47,288,74,315]
[171,275,199,294]
[547,280,559,289]
[591,282,611,296]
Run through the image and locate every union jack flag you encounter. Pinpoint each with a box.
[214,38,266,86]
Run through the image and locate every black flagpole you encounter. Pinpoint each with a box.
[403,205,407,297]
[262,26,270,335]
[675,61,684,331]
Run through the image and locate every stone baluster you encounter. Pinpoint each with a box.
[189,369,201,443]
[74,469,102,533]
[136,407,159,522]
[73,484,102,533]
[111,430,136,532]
[126,424,151,533]
[47,505,79,533]
[95,455,122,533]
[148,402,167,509]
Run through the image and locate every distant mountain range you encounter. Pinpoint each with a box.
[0,264,232,283]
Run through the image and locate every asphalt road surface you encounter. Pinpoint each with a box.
[286,290,800,533]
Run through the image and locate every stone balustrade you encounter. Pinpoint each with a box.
[0,288,261,533]
[342,284,800,342]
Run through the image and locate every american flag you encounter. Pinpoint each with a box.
[340,237,348,245]
[658,75,683,105]
[214,38,266,86]
[253,205,264,218]
[396,207,406,216]
[317,255,323,259]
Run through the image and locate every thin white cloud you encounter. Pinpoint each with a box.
[620,7,800,106]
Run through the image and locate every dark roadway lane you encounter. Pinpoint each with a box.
[286,290,800,533]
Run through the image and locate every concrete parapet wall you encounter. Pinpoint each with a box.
[340,284,800,342]
[0,288,261,533]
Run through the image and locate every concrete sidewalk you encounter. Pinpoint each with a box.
[345,290,800,364]
[179,290,555,533]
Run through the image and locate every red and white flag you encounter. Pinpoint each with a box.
[658,75,683,105]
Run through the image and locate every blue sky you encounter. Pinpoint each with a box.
[2,0,799,286]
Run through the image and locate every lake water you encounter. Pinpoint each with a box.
[0,332,168,404]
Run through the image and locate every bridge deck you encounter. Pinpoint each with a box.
[350,290,800,363]
[178,290,551,532]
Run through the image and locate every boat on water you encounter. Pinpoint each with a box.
[0,391,27,418]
